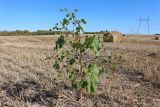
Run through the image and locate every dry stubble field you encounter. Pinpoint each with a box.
[0,35,160,107]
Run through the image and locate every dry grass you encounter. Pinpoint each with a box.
[0,35,160,107]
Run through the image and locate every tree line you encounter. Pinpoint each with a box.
[84,30,108,34]
[0,30,110,36]
[0,30,73,36]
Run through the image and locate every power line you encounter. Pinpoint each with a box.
[136,16,151,34]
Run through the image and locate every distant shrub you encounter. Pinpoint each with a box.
[155,36,159,40]
[0,30,72,36]
[84,32,105,34]
[122,34,125,37]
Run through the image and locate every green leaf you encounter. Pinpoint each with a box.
[71,81,78,89]
[55,23,59,26]
[112,63,117,70]
[84,35,101,56]
[53,60,60,70]
[79,81,88,88]
[69,58,75,65]
[84,64,100,94]
[64,8,67,11]
[91,35,101,56]
[60,9,63,11]
[69,17,72,20]
[54,36,65,51]
[76,27,80,32]
[81,19,87,24]
[79,26,84,32]
[72,42,83,50]
[66,13,70,17]
[63,18,69,25]
[72,13,75,18]
[74,9,79,12]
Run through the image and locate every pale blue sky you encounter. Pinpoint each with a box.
[0,0,160,34]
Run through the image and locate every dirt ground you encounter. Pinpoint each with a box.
[0,35,160,107]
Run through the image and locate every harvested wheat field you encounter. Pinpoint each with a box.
[0,35,160,107]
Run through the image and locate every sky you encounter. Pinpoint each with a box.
[0,0,160,34]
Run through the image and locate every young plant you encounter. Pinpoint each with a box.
[51,8,103,94]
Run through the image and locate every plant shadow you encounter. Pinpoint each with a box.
[1,79,58,107]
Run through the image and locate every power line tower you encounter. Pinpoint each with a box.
[136,16,151,35]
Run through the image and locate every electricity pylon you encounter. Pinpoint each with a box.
[136,16,151,35]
